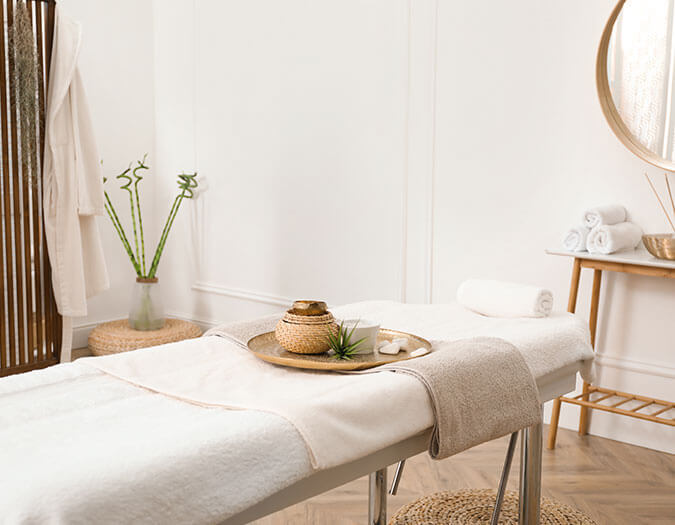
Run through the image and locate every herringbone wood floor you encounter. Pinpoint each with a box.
[252,427,675,525]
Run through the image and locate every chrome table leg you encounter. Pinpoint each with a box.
[389,460,405,495]
[369,468,387,525]
[519,418,543,525]
[490,431,519,525]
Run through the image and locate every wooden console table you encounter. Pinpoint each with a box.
[546,249,675,449]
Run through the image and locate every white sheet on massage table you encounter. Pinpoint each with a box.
[0,302,592,524]
[0,363,312,524]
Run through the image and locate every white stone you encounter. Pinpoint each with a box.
[410,347,430,357]
[392,337,413,351]
[375,340,389,350]
[378,342,401,355]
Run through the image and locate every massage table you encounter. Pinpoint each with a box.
[0,302,593,525]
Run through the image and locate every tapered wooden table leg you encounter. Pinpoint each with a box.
[579,269,602,436]
[547,258,582,449]
[546,398,562,450]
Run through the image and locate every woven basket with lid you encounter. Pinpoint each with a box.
[275,301,338,354]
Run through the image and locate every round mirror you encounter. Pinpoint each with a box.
[597,0,675,170]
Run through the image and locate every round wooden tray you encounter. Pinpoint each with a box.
[246,328,432,371]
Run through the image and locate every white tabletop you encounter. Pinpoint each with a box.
[546,248,675,270]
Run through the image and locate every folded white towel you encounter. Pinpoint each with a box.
[582,204,627,229]
[457,279,553,318]
[586,222,643,254]
[563,226,590,252]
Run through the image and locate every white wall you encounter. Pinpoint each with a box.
[154,0,410,324]
[430,0,674,453]
[60,0,156,347]
[118,0,675,452]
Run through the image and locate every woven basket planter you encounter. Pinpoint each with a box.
[275,312,338,354]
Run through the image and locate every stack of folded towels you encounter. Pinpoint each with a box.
[563,204,642,254]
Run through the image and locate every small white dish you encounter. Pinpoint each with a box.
[340,319,380,355]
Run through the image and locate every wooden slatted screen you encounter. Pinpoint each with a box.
[0,0,60,377]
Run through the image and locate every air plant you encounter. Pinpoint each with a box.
[104,155,198,279]
[326,320,366,360]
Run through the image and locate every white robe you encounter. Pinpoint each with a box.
[43,7,109,360]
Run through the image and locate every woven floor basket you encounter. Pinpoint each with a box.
[88,319,202,356]
[389,489,596,525]
[275,312,338,354]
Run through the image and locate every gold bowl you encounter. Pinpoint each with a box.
[642,234,675,260]
[289,300,328,316]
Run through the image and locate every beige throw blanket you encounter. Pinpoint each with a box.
[381,337,541,459]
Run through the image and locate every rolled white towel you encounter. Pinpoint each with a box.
[563,226,590,252]
[586,222,643,254]
[582,204,626,229]
[457,279,553,318]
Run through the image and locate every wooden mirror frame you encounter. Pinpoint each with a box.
[596,0,675,171]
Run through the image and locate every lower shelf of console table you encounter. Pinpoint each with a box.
[559,385,674,426]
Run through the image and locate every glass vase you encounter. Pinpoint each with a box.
[129,277,165,331]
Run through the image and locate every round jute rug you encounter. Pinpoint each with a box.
[389,489,596,525]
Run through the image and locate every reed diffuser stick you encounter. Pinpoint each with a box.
[644,173,675,232]
[665,172,675,218]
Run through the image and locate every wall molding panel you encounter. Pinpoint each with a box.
[186,0,411,308]
[188,0,437,307]
[192,282,294,308]
[402,0,440,305]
